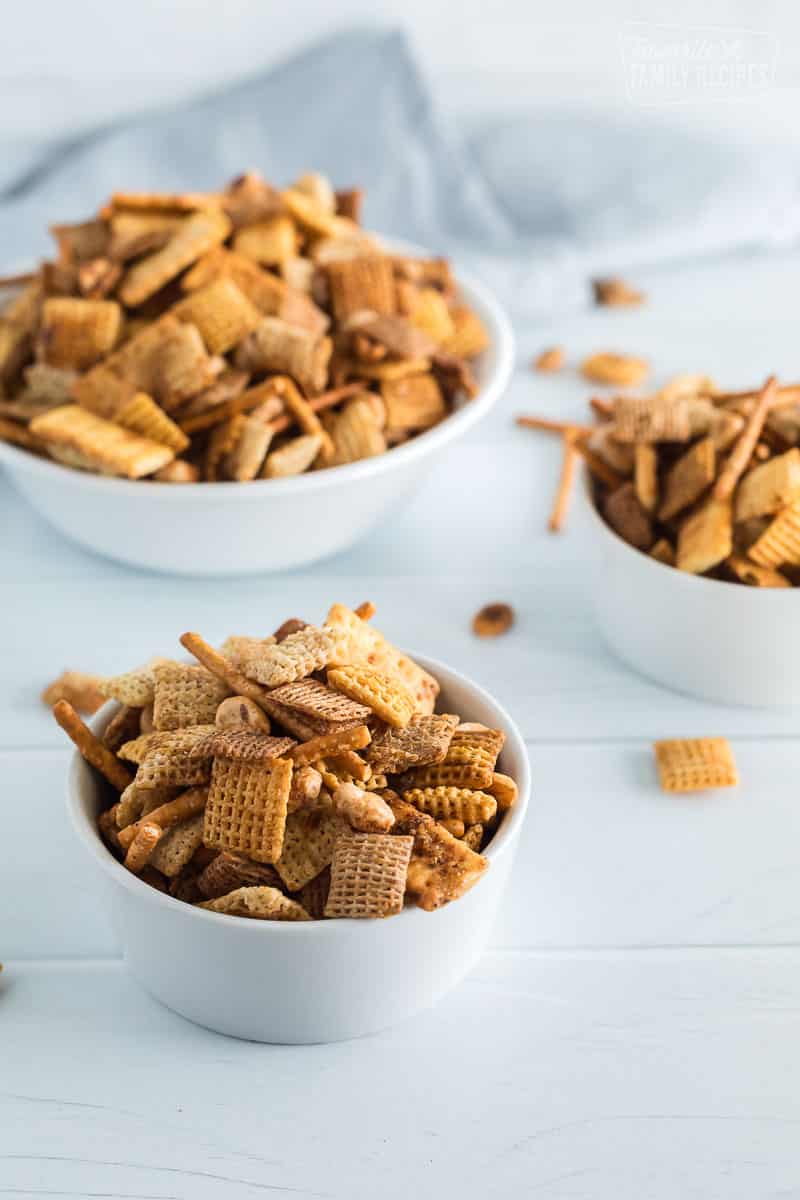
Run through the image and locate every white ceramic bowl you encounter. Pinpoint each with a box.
[0,262,513,575]
[586,473,800,707]
[66,654,530,1043]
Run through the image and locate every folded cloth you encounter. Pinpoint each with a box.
[1,27,796,320]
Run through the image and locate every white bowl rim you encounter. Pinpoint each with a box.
[583,466,800,601]
[0,249,514,499]
[66,650,530,933]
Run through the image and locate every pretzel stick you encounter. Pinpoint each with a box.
[52,699,133,791]
[267,384,363,435]
[516,415,594,437]
[706,383,800,408]
[124,821,163,873]
[714,375,777,501]
[267,375,335,455]
[0,270,37,288]
[180,631,271,708]
[548,435,579,533]
[118,787,207,851]
[290,725,371,766]
[179,384,281,435]
[570,433,624,490]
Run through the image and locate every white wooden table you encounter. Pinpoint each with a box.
[3,250,800,1198]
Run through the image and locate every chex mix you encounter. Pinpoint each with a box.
[519,370,800,584]
[0,172,488,481]
[51,602,518,920]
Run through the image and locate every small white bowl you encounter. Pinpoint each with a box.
[585,473,800,707]
[0,261,513,575]
[66,654,530,1043]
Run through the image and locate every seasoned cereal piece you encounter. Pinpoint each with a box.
[203,756,292,863]
[185,727,295,763]
[325,255,396,321]
[196,851,283,899]
[148,813,205,877]
[324,603,439,714]
[324,832,413,918]
[38,297,122,370]
[735,449,800,523]
[654,738,738,792]
[472,603,514,638]
[747,501,800,567]
[366,713,459,775]
[117,725,216,764]
[152,663,231,731]
[235,317,331,395]
[658,437,716,521]
[114,392,189,454]
[41,670,105,715]
[275,808,348,891]
[172,276,262,355]
[101,705,143,752]
[400,726,504,791]
[581,353,649,388]
[634,443,659,513]
[199,886,310,920]
[30,405,174,479]
[135,748,212,790]
[267,678,371,724]
[603,482,654,551]
[328,666,415,728]
[402,786,497,825]
[119,209,232,306]
[676,498,733,575]
[262,433,322,478]
[240,625,333,687]
[613,396,690,444]
[389,798,487,911]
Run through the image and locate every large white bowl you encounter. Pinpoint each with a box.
[66,654,530,1043]
[586,474,800,707]
[0,263,513,575]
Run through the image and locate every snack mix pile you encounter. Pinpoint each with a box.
[51,603,517,920]
[521,372,800,585]
[0,172,488,481]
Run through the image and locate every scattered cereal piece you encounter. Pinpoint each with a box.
[41,670,105,715]
[581,352,649,388]
[472,603,514,639]
[533,347,564,372]
[654,738,738,793]
[592,277,645,307]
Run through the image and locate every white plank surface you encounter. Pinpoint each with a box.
[2,951,799,1200]
[4,249,800,1195]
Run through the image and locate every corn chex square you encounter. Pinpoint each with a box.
[203,756,293,863]
[152,663,230,730]
[654,738,738,793]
